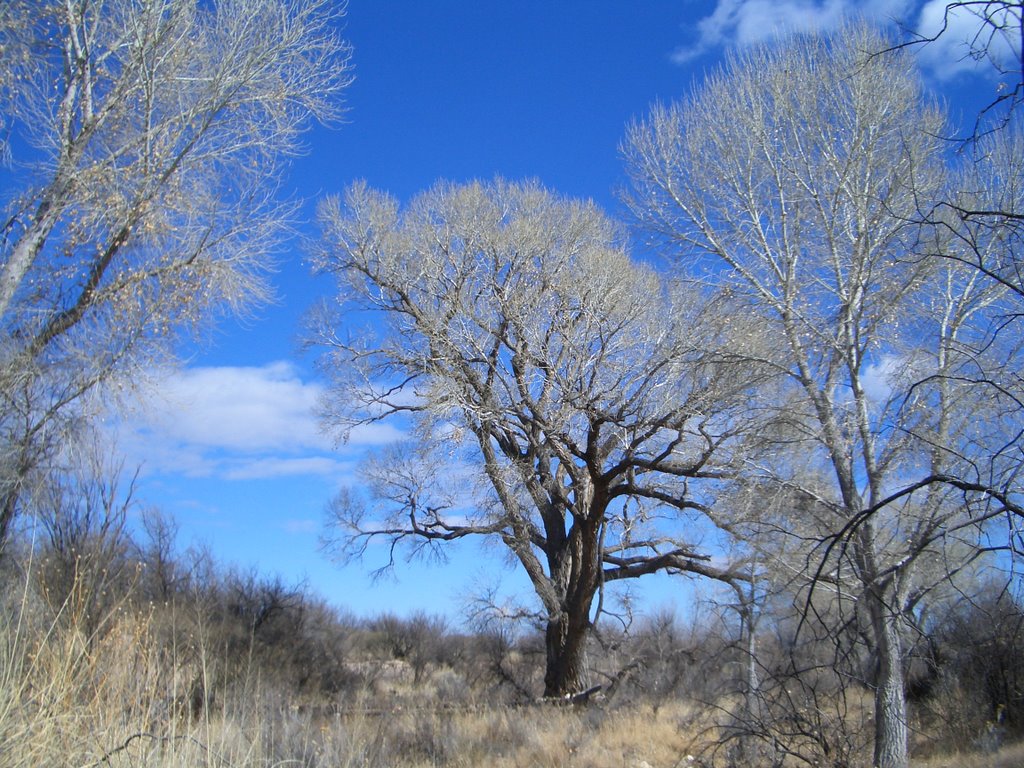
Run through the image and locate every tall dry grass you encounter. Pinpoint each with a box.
[2,559,1021,768]
[0,561,707,768]
[0,596,709,767]
[0,556,324,768]
[0,601,697,768]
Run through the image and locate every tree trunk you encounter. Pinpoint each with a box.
[868,592,910,768]
[540,511,602,699]
[543,608,590,698]
[0,489,16,554]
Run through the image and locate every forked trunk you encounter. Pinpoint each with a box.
[541,512,601,699]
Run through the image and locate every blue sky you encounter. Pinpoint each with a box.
[113,0,1016,621]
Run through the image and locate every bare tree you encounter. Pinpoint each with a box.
[894,1,1022,138]
[623,23,1017,768]
[908,8,1024,517]
[312,178,759,698]
[892,4,1024,333]
[911,126,1024,539]
[30,444,139,638]
[0,0,351,547]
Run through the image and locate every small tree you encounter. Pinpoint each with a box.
[30,445,139,639]
[0,0,351,547]
[313,178,757,697]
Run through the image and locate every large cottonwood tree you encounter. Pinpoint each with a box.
[0,0,350,546]
[623,24,1014,768]
[313,179,758,698]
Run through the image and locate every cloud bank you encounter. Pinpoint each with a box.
[915,0,1023,80]
[116,361,402,481]
[672,0,1020,81]
[672,0,914,63]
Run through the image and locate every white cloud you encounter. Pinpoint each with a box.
[862,354,901,405]
[915,0,1023,80]
[140,361,328,453]
[114,361,404,481]
[222,456,353,481]
[672,0,914,62]
[672,0,1021,89]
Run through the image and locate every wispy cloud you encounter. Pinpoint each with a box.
[222,456,354,481]
[861,354,901,405]
[115,362,401,481]
[669,0,1022,99]
[280,518,320,535]
[671,0,913,63]
[136,361,328,453]
[672,0,1020,86]
[916,0,1023,80]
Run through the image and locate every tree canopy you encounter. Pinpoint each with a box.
[0,0,350,545]
[622,22,1022,768]
[313,178,761,696]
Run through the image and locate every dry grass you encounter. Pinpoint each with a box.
[0,585,711,768]
[2,568,1021,768]
[911,741,1024,768]
[1,577,267,768]
[435,700,701,768]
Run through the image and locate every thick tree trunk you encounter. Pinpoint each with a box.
[540,511,601,699]
[543,608,590,698]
